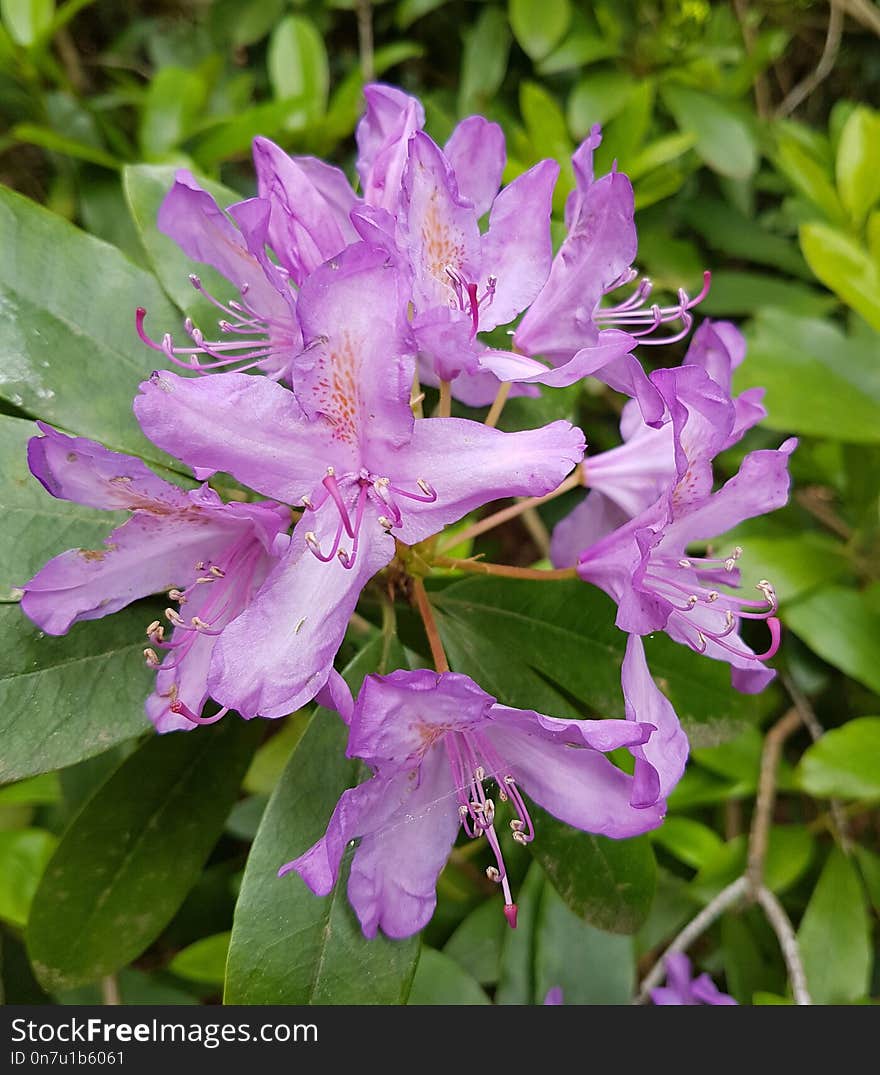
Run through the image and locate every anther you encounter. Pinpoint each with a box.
[168,589,186,603]
[486,866,500,881]
[165,607,185,626]
[377,516,394,531]
[191,616,212,630]
[144,648,160,667]
[678,558,692,568]
[146,620,161,637]
[209,566,225,578]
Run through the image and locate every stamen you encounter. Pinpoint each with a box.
[169,699,228,726]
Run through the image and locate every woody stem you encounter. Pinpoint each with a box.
[435,557,578,581]
[438,379,452,419]
[412,577,449,672]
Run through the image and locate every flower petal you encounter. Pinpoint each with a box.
[27,422,190,512]
[347,745,461,939]
[550,491,629,568]
[294,243,416,455]
[208,511,395,719]
[479,330,636,389]
[347,669,495,768]
[479,159,559,329]
[444,116,506,218]
[253,136,356,284]
[134,369,350,503]
[622,634,688,800]
[356,83,425,212]
[482,707,666,838]
[371,417,585,544]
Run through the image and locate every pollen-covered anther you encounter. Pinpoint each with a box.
[304,531,320,550]
[724,546,743,572]
[146,620,162,638]
[510,819,524,832]
[165,607,185,626]
[486,866,500,882]
[190,616,212,630]
[144,647,160,667]
[377,516,394,531]
[168,588,186,603]
[209,565,226,578]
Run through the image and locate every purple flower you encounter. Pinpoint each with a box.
[651,952,737,1006]
[398,130,558,400]
[577,437,797,692]
[280,662,684,940]
[355,83,426,213]
[133,244,585,719]
[551,320,767,566]
[19,423,290,732]
[511,128,709,423]
[543,986,564,1005]
[136,171,301,381]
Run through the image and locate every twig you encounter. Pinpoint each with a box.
[732,0,771,118]
[839,0,880,37]
[101,975,121,1005]
[746,707,803,897]
[520,506,551,558]
[485,382,511,428]
[412,577,449,672]
[776,0,845,118]
[756,887,812,1005]
[437,379,452,419]
[636,878,749,1002]
[794,487,852,541]
[783,673,852,851]
[435,556,577,581]
[437,470,583,553]
[356,0,374,82]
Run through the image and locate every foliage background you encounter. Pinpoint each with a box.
[0,0,879,1005]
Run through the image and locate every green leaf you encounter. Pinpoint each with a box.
[495,860,543,1004]
[443,898,505,985]
[774,129,845,225]
[509,0,570,62]
[739,309,880,442]
[690,826,813,902]
[139,66,208,161]
[534,881,634,1004]
[650,817,723,871]
[11,124,119,170]
[798,847,872,1004]
[699,270,835,318]
[527,804,655,934]
[0,184,182,469]
[836,106,880,227]
[0,414,125,602]
[0,604,153,783]
[784,586,880,695]
[408,947,491,1004]
[27,717,259,992]
[800,222,880,331]
[123,163,243,327]
[224,636,419,1004]
[662,85,757,179]
[567,69,634,139]
[797,717,880,801]
[1,0,53,46]
[188,95,311,168]
[719,530,853,607]
[458,7,511,117]
[168,931,231,986]
[536,29,619,76]
[0,829,56,927]
[854,846,880,915]
[0,773,60,805]
[687,197,810,278]
[395,0,448,30]
[267,15,329,128]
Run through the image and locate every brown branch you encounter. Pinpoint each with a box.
[412,577,449,672]
[776,1,845,118]
[435,556,578,581]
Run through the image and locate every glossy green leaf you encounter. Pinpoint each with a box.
[527,804,655,934]
[0,414,124,602]
[458,7,511,116]
[687,197,810,278]
[798,847,872,1004]
[774,130,845,225]
[0,773,59,805]
[662,85,757,179]
[168,931,231,986]
[509,0,570,62]
[836,106,880,226]
[739,309,880,442]
[443,898,505,985]
[224,637,419,1005]
[408,947,491,1005]
[650,817,723,871]
[27,716,259,991]
[719,530,853,607]
[534,881,634,1004]
[0,184,181,468]
[536,29,619,76]
[139,66,207,160]
[431,576,758,741]
[0,829,56,927]
[800,222,880,331]
[11,124,119,170]
[797,717,880,801]
[267,15,329,127]
[568,69,634,139]
[690,826,813,902]
[188,95,311,167]
[1,0,53,46]
[0,603,154,783]
[784,586,880,695]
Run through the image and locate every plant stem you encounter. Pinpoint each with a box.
[435,556,577,581]
[437,379,452,418]
[412,577,449,672]
[485,381,511,428]
[756,887,812,1005]
[438,469,583,552]
[356,0,374,82]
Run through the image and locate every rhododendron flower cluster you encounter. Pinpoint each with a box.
[18,83,793,945]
